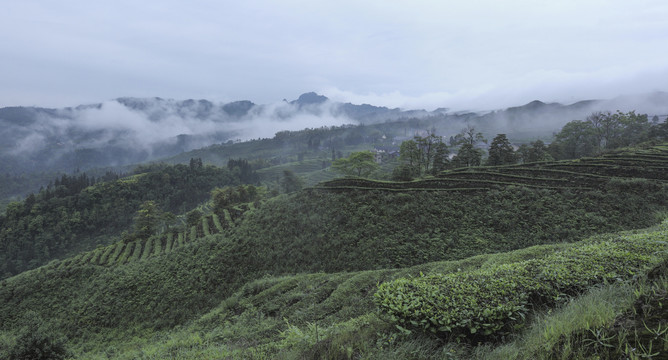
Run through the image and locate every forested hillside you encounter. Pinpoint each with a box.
[0,160,251,279]
[0,144,667,359]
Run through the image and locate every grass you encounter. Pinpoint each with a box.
[72,218,667,359]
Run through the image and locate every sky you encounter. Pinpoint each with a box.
[1,0,667,111]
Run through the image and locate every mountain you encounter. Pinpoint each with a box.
[2,91,667,192]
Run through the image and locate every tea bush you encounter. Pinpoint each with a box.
[375,234,667,340]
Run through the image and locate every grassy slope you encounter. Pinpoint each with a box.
[1,144,667,358]
[75,220,668,359]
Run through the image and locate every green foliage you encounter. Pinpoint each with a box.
[130,241,143,262]
[185,209,203,230]
[211,184,261,216]
[116,242,133,265]
[189,226,197,242]
[211,214,224,232]
[202,217,211,237]
[332,150,379,177]
[108,242,125,265]
[280,170,304,193]
[452,143,483,167]
[486,134,516,166]
[0,162,244,279]
[550,111,656,160]
[165,233,174,253]
[140,237,154,261]
[134,200,161,239]
[0,144,667,358]
[398,134,449,177]
[4,311,70,360]
[374,233,667,340]
[153,236,163,257]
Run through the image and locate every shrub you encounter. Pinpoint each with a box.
[5,311,70,360]
[375,235,667,340]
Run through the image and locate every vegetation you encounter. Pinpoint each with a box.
[0,160,251,279]
[548,111,662,159]
[376,234,666,340]
[332,150,380,177]
[397,134,450,178]
[0,106,667,358]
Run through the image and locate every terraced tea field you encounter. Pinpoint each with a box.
[316,145,668,192]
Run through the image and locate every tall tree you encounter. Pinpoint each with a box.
[517,144,531,164]
[613,111,651,148]
[431,141,450,174]
[553,120,597,159]
[486,134,516,166]
[332,151,379,177]
[453,124,487,146]
[133,201,162,239]
[527,140,553,162]
[399,134,448,177]
[281,170,304,193]
[587,111,619,150]
[452,143,482,168]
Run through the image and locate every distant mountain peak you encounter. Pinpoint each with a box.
[291,92,329,106]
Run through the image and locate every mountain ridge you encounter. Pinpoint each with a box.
[1,91,667,181]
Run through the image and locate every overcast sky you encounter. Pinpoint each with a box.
[2,0,667,111]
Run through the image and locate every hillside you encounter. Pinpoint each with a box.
[0,162,249,279]
[0,144,667,358]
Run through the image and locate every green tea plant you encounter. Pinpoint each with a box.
[375,234,667,340]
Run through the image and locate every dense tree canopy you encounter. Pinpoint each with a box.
[549,111,660,160]
[398,134,449,178]
[332,151,379,177]
[0,163,245,279]
[452,143,483,168]
[486,134,516,166]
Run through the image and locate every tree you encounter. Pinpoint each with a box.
[453,124,487,146]
[186,209,203,229]
[527,140,553,162]
[517,144,531,164]
[431,141,450,174]
[650,116,668,140]
[452,143,482,168]
[486,134,516,166]
[6,311,70,360]
[189,157,203,171]
[398,134,448,177]
[332,151,379,177]
[133,201,162,239]
[399,139,420,176]
[391,164,414,181]
[281,170,304,193]
[553,120,597,159]
[613,111,651,147]
[211,185,260,215]
[587,111,619,150]
[557,111,652,156]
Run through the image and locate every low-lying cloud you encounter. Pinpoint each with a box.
[3,97,359,167]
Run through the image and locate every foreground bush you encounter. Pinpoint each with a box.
[375,230,668,340]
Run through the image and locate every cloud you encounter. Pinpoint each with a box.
[322,63,668,112]
[4,97,358,166]
[2,1,668,109]
[229,101,356,140]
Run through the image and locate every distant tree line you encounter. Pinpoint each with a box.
[548,111,667,160]
[383,111,668,180]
